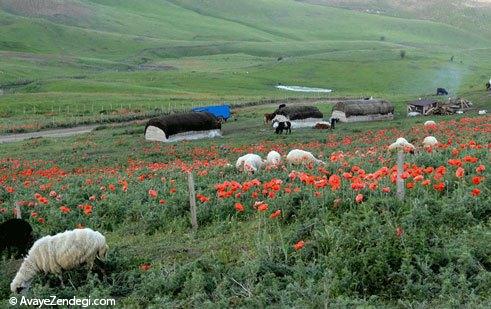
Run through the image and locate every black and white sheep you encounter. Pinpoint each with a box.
[10,228,108,293]
[273,121,291,134]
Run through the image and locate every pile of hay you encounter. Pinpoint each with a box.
[274,106,323,120]
[145,112,221,142]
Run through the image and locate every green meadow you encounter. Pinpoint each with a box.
[0,0,490,132]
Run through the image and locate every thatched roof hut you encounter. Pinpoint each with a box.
[271,105,324,128]
[274,105,323,120]
[332,99,394,122]
[145,112,222,142]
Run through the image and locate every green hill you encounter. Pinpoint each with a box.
[0,0,490,131]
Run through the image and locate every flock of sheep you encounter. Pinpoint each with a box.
[236,149,325,173]
[0,119,445,295]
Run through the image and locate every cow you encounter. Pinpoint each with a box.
[436,88,448,96]
[264,113,275,124]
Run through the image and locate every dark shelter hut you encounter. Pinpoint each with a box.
[332,99,394,122]
[273,106,323,120]
[145,111,222,142]
[272,105,324,128]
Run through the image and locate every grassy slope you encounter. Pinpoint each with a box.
[0,0,490,131]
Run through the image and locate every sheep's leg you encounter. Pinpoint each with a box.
[58,275,65,288]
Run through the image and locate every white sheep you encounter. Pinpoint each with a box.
[388,137,415,151]
[424,120,436,127]
[11,228,108,293]
[235,154,264,173]
[478,110,487,115]
[286,149,325,165]
[423,136,438,148]
[266,151,282,166]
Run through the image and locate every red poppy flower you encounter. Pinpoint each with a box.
[476,165,485,173]
[293,240,305,251]
[471,188,481,197]
[472,176,482,185]
[59,205,71,214]
[433,182,445,192]
[235,202,245,212]
[257,203,268,212]
[139,263,151,271]
[382,187,391,193]
[396,226,404,238]
[355,194,364,203]
[148,189,158,198]
[422,179,431,186]
[455,167,465,178]
[270,210,281,219]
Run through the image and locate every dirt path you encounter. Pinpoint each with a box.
[0,125,99,144]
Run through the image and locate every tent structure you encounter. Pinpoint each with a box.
[273,106,324,128]
[145,112,222,142]
[331,99,394,122]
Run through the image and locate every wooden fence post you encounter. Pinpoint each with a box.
[187,172,198,230]
[14,204,21,219]
[396,150,405,201]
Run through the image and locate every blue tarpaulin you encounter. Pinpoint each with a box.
[192,104,231,120]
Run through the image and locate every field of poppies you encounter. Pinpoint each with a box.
[0,114,489,307]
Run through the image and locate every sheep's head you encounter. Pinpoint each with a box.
[97,244,109,261]
[11,278,31,294]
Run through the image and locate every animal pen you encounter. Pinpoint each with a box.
[273,106,324,128]
[331,99,394,122]
[145,112,222,142]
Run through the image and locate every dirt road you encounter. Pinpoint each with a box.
[0,125,99,144]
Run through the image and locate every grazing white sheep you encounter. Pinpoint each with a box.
[388,137,415,151]
[286,149,325,165]
[266,151,282,166]
[11,228,108,293]
[478,110,487,115]
[424,120,436,127]
[235,154,264,173]
[423,136,438,148]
